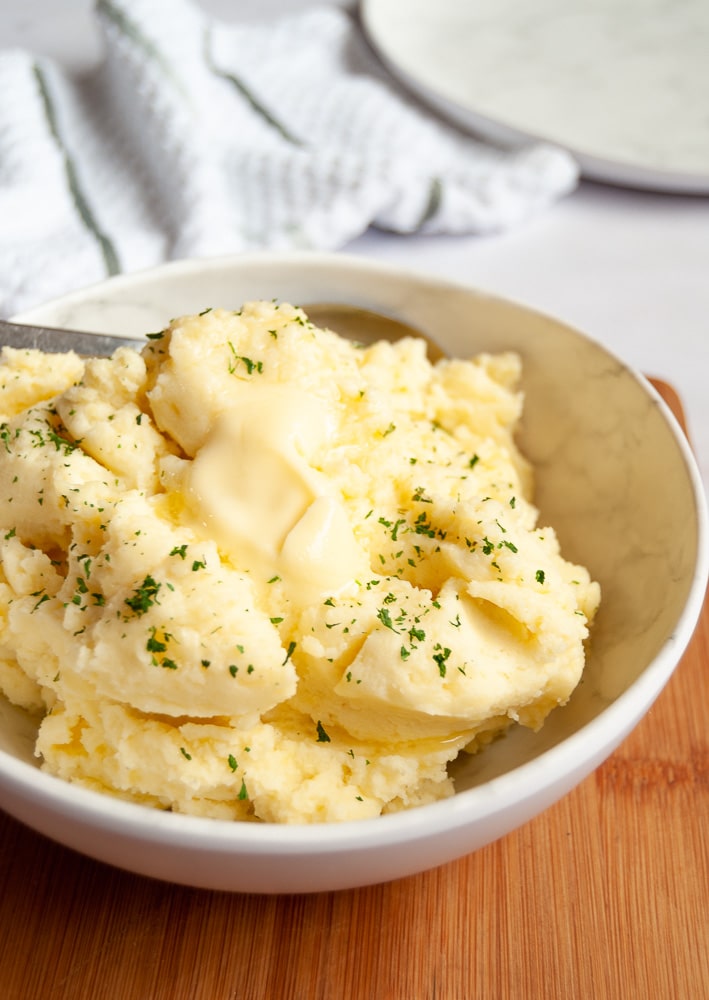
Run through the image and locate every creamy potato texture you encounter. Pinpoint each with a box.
[0,303,600,822]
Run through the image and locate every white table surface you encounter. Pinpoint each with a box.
[1,0,708,491]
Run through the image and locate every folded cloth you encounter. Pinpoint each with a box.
[0,0,578,316]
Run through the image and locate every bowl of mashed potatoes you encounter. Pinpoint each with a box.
[0,253,706,893]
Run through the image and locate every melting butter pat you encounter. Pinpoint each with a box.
[187,385,332,560]
[280,495,368,605]
[0,302,599,823]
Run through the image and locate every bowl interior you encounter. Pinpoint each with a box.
[3,253,705,798]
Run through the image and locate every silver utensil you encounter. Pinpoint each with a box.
[302,303,444,361]
[0,304,444,361]
[0,318,139,357]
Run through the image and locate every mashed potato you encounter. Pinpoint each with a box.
[0,302,599,822]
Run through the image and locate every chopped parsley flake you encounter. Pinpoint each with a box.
[31,592,50,612]
[433,644,451,677]
[376,607,397,632]
[124,575,161,617]
[228,343,263,375]
[146,626,168,655]
[414,513,436,538]
[0,423,13,452]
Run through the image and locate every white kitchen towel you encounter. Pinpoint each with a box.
[0,0,578,315]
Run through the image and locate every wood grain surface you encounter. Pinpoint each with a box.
[0,380,706,1000]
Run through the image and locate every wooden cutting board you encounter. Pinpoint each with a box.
[0,380,706,1000]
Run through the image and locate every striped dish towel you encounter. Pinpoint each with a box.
[0,0,578,315]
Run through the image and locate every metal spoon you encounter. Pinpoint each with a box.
[0,304,444,361]
[302,303,445,361]
[0,318,140,357]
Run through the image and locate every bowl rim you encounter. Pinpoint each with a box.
[2,251,708,854]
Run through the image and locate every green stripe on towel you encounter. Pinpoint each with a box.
[203,27,302,147]
[96,0,189,99]
[416,177,443,231]
[33,63,120,277]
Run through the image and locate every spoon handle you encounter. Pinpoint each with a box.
[0,319,140,357]
[2,306,444,362]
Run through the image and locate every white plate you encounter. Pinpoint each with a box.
[361,0,709,194]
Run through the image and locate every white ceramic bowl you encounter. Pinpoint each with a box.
[1,253,707,894]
